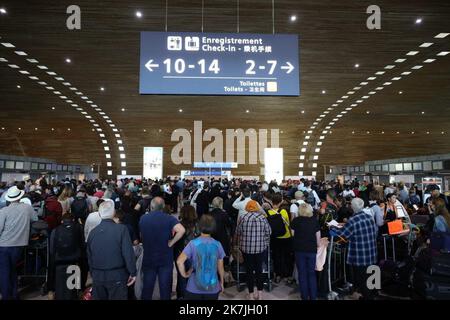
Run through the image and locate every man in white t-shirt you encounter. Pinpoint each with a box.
[290,191,306,219]
[304,181,321,210]
[232,188,252,220]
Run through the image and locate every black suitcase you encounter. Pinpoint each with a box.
[424,274,450,300]
[431,253,450,277]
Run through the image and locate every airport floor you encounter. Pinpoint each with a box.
[19,273,364,301]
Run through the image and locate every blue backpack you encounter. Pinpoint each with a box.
[193,238,219,291]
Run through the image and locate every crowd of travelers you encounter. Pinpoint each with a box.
[0,176,449,300]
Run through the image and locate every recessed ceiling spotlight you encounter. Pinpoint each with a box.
[366,131,370,134]
[121,108,125,112]
[381,131,385,134]
[442,131,445,135]
[246,109,250,113]
[301,110,305,114]
[366,111,370,114]
[321,90,326,94]
[352,131,355,134]
[65,58,71,63]
[396,131,400,134]
[290,15,297,22]
[143,129,147,132]
[179,108,183,112]
[415,18,422,24]
[158,129,162,132]
[411,131,415,134]
[0,8,7,14]
[51,128,55,131]
[399,91,403,94]
[18,127,22,131]
[426,131,430,134]
[354,63,359,68]
[67,128,71,131]
[16,85,21,89]
[136,11,142,18]
[1,127,4,130]
[100,87,105,91]
[51,107,55,110]
[421,111,425,115]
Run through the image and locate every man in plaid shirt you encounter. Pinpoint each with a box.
[236,200,271,300]
[331,197,378,300]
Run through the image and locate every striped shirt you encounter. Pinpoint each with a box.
[237,212,271,254]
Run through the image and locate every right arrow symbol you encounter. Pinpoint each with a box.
[145,59,159,72]
[281,62,294,74]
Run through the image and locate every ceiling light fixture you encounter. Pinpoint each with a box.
[246,109,249,113]
[16,85,21,89]
[415,18,422,24]
[179,108,183,113]
[0,8,7,14]
[354,63,359,68]
[435,33,450,38]
[136,11,143,18]
[121,108,125,112]
[100,87,105,91]
[290,15,297,22]
[321,90,326,94]
[65,58,71,63]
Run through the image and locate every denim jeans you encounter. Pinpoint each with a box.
[0,246,23,300]
[142,264,173,300]
[295,251,317,300]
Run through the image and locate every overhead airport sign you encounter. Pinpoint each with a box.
[139,32,300,96]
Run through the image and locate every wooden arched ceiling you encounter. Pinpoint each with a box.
[0,0,449,177]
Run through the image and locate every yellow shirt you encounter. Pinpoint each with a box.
[267,208,292,239]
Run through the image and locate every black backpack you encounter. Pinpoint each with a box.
[71,196,89,221]
[54,222,81,263]
[304,190,316,206]
[138,197,152,214]
[267,210,287,238]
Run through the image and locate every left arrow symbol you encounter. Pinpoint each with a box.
[145,59,159,72]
